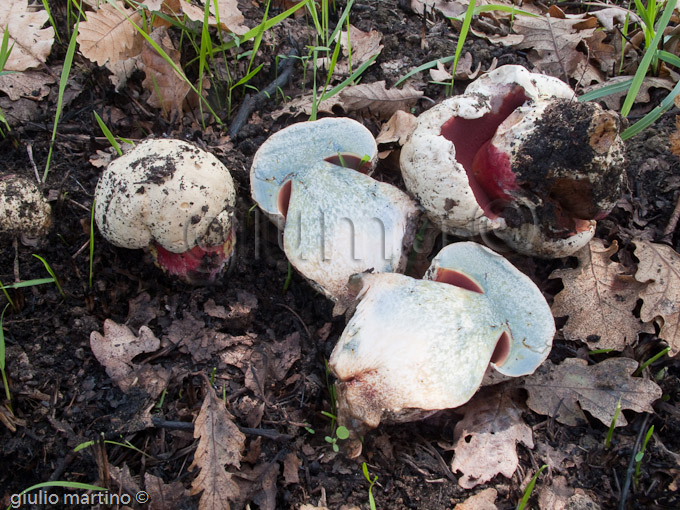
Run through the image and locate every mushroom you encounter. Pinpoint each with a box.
[400,65,625,257]
[94,139,236,284]
[250,118,420,312]
[0,174,51,239]
[329,241,554,453]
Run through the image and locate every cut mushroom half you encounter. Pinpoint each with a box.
[250,118,420,312]
[400,65,625,258]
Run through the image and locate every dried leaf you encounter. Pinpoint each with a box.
[77,1,142,66]
[592,7,641,31]
[0,71,54,101]
[145,473,190,510]
[0,0,55,71]
[181,0,248,35]
[582,76,676,111]
[634,239,680,355]
[453,488,498,510]
[90,319,170,397]
[190,382,246,510]
[141,28,191,118]
[339,81,423,120]
[375,110,417,145]
[317,25,383,76]
[450,388,533,489]
[550,239,650,351]
[671,116,680,158]
[283,452,300,485]
[523,357,662,427]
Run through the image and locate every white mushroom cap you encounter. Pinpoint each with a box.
[400,65,624,258]
[329,272,509,430]
[250,117,378,227]
[0,174,51,238]
[425,242,555,376]
[283,163,419,311]
[94,139,235,253]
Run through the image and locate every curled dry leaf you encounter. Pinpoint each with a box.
[144,473,190,510]
[141,28,191,118]
[375,110,417,145]
[523,357,662,427]
[634,239,680,355]
[550,239,651,351]
[189,382,246,510]
[77,1,142,66]
[89,319,170,397]
[339,80,423,120]
[0,0,55,71]
[449,388,533,489]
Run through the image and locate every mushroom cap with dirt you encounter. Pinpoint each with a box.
[329,242,554,453]
[250,118,420,312]
[94,139,236,284]
[0,174,51,239]
[400,65,625,258]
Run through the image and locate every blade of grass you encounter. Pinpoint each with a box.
[0,278,55,290]
[620,0,676,117]
[622,78,680,139]
[449,0,476,91]
[1,303,11,409]
[320,54,378,101]
[93,112,122,155]
[89,200,95,289]
[44,18,80,181]
[0,280,14,309]
[395,56,456,87]
[578,78,634,102]
[32,255,65,297]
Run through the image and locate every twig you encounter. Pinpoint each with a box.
[662,192,680,242]
[544,14,570,85]
[228,46,300,139]
[150,417,293,441]
[618,414,650,510]
[27,144,41,184]
[274,302,312,341]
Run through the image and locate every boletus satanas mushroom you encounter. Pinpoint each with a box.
[400,65,625,257]
[329,241,554,456]
[94,139,236,284]
[0,174,51,240]
[250,118,420,313]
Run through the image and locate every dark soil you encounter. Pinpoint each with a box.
[1,1,679,509]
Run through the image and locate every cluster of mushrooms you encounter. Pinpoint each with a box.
[91,66,626,450]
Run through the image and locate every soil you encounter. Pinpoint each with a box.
[1,1,680,509]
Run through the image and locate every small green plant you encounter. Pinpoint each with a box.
[92,112,123,156]
[634,424,655,489]
[634,347,671,376]
[0,27,15,136]
[32,255,65,298]
[362,462,378,510]
[517,464,547,510]
[605,397,622,449]
[324,424,350,452]
[88,200,96,289]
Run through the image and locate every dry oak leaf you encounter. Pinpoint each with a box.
[0,70,54,101]
[550,238,650,351]
[90,319,170,397]
[582,76,676,111]
[523,357,662,427]
[634,239,680,355]
[77,1,142,66]
[339,80,423,120]
[317,24,383,76]
[181,0,248,35]
[0,0,54,72]
[450,387,533,489]
[141,28,191,118]
[145,472,190,510]
[190,382,246,510]
[376,110,417,145]
[453,488,498,510]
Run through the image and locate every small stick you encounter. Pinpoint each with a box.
[618,414,650,510]
[27,144,41,184]
[662,192,680,242]
[150,417,293,441]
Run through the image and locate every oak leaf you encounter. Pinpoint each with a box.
[145,472,190,510]
[339,80,423,120]
[317,25,383,76]
[523,357,662,427]
[634,239,680,355]
[77,1,142,66]
[0,0,55,71]
[450,388,533,489]
[181,0,248,35]
[140,28,191,118]
[89,319,170,397]
[550,239,650,351]
[0,70,54,101]
[375,110,417,145]
[190,381,246,510]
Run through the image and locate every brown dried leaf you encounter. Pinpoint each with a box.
[339,81,423,120]
[671,116,680,157]
[90,319,170,397]
[145,473,190,510]
[141,28,191,118]
[550,239,650,351]
[189,383,246,510]
[634,239,680,355]
[523,357,662,427]
[376,110,418,145]
[181,0,248,35]
[582,76,676,111]
[318,25,382,76]
[77,1,142,66]
[0,71,54,101]
[283,452,300,485]
[453,488,498,510]
[450,388,533,489]
[0,0,55,71]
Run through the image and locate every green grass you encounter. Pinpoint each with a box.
[0,27,14,136]
[517,464,547,510]
[362,462,379,510]
[32,255,65,298]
